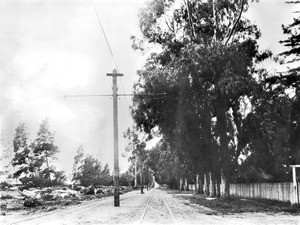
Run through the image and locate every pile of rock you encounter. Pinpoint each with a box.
[21,187,80,207]
[73,185,113,196]
[18,186,133,207]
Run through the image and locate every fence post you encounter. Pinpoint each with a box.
[291,165,300,204]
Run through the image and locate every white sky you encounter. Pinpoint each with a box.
[0,0,299,176]
[0,0,147,175]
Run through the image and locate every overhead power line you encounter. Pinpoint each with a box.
[89,0,131,107]
[90,0,119,71]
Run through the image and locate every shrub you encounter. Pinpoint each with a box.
[0,194,14,200]
[0,181,12,191]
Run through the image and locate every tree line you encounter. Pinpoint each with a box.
[128,0,300,198]
[5,120,135,189]
[10,120,66,188]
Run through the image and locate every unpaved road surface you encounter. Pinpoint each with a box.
[1,189,299,225]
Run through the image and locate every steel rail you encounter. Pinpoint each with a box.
[139,189,177,225]
[159,191,177,225]
[138,190,155,224]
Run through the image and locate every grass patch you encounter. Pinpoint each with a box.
[175,192,300,215]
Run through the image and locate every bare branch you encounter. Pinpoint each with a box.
[212,0,218,42]
[165,17,175,33]
[224,0,244,46]
[186,0,196,38]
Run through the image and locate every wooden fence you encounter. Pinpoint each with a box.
[187,182,300,204]
[229,182,300,204]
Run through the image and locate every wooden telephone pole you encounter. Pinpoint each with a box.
[107,69,123,207]
[65,68,123,207]
[86,0,164,206]
[65,69,165,207]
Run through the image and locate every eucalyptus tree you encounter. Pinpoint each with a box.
[225,1,300,183]
[147,138,188,189]
[235,87,293,182]
[124,126,149,193]
[131,0,273,197]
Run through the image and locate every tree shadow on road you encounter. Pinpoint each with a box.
[170,190,300,215]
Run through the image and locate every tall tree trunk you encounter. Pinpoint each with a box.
[134,156,137,187]
[209,172,216,197]
[216,177,221,198]
[179,177,183,191]
[216,168,221,198]
[216,94,231,198]
[224,0,245,45]
[204,172,210,196]
[222,169,230,198]
[140,165,144,194]
[185,178,188,191]
[212,147,222,199]
[198,172,204,194]
[146,166,149,190]
[212,0,218,42]
[195,174,199,194]
[186,0,195,38]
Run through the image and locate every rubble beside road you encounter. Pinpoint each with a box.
[0,185,132,216]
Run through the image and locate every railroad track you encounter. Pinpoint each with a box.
[6,189,177,225]
[9,192,137,225]
[139,189,177,224]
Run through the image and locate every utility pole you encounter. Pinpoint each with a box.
[107,69,123,207]
[65,68,123,207]
[64,70,166,207]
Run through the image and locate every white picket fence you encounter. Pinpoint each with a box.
[230,182,300,204]
[188,182,300,204]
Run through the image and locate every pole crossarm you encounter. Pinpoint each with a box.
[107,69,123,77]
[64,93,166,98]
[63,68,167,207]
[118,93,166,97]
[64,94,112,98]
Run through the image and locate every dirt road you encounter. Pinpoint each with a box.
[1,188,299,225]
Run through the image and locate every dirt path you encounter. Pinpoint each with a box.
[139,189,177,224]
[1,189,299,225]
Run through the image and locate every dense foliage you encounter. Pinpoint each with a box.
[128,0,299,197]
[11,120,66,188]
[119,171,135,186]
[124,126,153,192]
[72,146,113,187]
